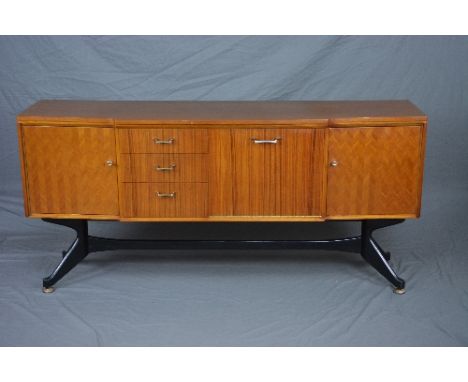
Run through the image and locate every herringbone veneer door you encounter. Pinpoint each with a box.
[23,126,119,216]
[327,126,424,217]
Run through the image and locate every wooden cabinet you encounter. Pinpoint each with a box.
[21,126,119,217]
[326,126,425,218]
[17,101,427,222]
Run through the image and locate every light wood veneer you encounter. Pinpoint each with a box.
[327,126,424,217]
[119,154,208,183]
[22,126,119,216]
[230,128,325,216]
[17,100,427,222]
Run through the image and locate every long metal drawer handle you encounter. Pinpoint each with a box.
[153,137,175,144]
[155,164,176,172]
[156,192,176,198]
[251,137,281,144]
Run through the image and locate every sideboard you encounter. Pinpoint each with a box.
[17,100,427,294]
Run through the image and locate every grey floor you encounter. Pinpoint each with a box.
[1,185,467,346]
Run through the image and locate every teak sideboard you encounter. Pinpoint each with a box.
[17,100,427,294]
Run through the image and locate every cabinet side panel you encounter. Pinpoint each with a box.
[327,126,423,217]
[208,129,233,215]
[416,123,428,217]
[23,126,119,215]
[16,123,30,216]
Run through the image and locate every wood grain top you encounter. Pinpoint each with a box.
[17,100,427,126]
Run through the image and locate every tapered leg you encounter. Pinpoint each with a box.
[61,237,78,258]
[361,219,406,294]
[42,219,89,293]
[369,238,391,261]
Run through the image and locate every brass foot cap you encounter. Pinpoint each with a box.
[393,288,406,295]
[42,286,55,294]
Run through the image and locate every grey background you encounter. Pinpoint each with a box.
[0,36,467,346]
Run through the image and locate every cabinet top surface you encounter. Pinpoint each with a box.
[18,100,427,126]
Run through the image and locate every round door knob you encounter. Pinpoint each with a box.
[106,160,115,167]
[329,160,339,167]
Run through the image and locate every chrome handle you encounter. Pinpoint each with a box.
[156,192,176,198]
[105,160,115,167]
[251,137,281,144]
[153,137,175,144]
[329,160,339,167]
[155,164,176,172]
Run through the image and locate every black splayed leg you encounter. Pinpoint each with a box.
[360,219,406,294]
[42,219,89,293]
[369,237,391,261]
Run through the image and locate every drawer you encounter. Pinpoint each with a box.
[121,183,207,218]
[119,154,208,182]
[118,128,208,153]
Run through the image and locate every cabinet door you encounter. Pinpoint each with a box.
[23,126,119,216]
[327,126,424,217]
[231,128,325,216]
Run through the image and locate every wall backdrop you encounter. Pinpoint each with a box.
[0,36,467,346]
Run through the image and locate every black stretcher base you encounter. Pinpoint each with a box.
[41,219,406,294]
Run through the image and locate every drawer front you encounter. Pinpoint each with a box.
[118,128,208,154]
[122,183,207,218]
[120,154,208,182]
